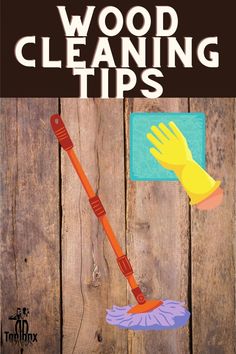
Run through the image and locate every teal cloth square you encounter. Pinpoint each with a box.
[130,112,206,181]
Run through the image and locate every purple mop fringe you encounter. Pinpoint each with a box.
[106,300,190,330]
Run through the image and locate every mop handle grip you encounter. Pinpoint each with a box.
[51,114,95,198]
[50,114,74,151]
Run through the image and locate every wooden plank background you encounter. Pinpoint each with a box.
[0,97,235,354]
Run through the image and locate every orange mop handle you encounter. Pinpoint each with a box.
[50,115,146,305]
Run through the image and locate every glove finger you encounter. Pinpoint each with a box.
[151,126,168,143]
[147,133,163,151]
[168,121,186,142]
[150,147,165,163]
[158,122,176,140]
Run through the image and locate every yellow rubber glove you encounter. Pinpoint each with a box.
[147,121,221,205]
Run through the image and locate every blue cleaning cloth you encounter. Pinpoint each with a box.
[130,112,205,181]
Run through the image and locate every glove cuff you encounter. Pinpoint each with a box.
[174,160,221,205]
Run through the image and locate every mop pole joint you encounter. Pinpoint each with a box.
[89,195,106,217]
[117,255,133,277]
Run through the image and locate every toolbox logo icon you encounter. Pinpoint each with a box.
[4,307,38,348]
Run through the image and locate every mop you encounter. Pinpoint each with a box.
[50,114,190,331]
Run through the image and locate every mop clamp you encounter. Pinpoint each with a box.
[117,255,133,277]
[132,287,146,305]
[89,195,106,217]
[50,114,74,151]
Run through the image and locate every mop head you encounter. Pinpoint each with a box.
[106,300,190,330]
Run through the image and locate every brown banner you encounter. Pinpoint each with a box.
[1,0,235,97]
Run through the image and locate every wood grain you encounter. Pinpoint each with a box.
[60,99,127,354]
[190,98,236,354]
[0,97,235,354]
[0,98,61,353]
[125,98,190,354]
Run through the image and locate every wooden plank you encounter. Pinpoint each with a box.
[190,98,235,354]
[125,98,190,354]
[0,98,61,353]
[60,99,127,353]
